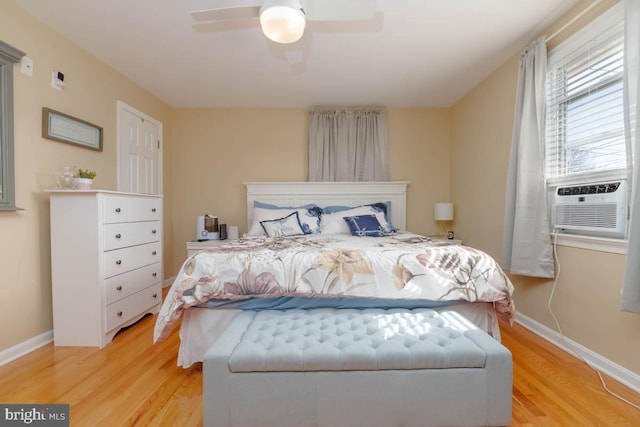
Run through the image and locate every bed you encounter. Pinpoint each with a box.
[154,182,515,367]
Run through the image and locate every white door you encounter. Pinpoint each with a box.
[117,101,162,195]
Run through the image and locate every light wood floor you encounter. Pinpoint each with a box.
[1,311,639,426]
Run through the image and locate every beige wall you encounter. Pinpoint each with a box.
[450,55,518,260]
[169,107,450,273]
[388,108,451,236]
[0,2,173,352]
[450,0,640,374]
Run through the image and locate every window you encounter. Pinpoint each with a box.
[545,5,626,187]
[545,5,630,245]
[0,40,25,211]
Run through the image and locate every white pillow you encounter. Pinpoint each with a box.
[321,206,391,234]
[260,212,305,237]
[248,207,321,236]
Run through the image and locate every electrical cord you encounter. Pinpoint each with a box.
[548,231,640,411]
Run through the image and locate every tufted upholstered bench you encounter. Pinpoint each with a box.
[203,308,512,427]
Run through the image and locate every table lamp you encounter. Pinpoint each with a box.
[434,203,454,238]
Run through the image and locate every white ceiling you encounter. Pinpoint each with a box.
[12,0,579,108]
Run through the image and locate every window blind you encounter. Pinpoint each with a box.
[545,19,626,183]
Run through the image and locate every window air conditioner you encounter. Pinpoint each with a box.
[552,180,628,239]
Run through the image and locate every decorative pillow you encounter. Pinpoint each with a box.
[321,202,394,233]
[260,211,305,237]
[321,204,392,234]
[248,205,322,235]
[343,215,385,237]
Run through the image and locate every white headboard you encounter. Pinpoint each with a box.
[245,181,409,231]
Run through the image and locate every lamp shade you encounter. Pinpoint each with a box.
[260,0,306,44]
[434,203,454,221]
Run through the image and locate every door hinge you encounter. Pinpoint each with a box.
[157,140,160,149]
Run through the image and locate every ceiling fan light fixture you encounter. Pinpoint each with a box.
[260,0,306,44]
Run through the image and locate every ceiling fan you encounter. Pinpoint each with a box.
[190,0,377,44]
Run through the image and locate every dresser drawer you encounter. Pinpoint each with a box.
[104,263,161,305]
[105,284,162,332]
[104,242,161,278]
[103,195,161,224]
[104,221,161,251]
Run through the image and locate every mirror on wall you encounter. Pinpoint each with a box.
[0,40,26,211]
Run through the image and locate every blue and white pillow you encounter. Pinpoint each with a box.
[343,215,385,237]
[248,203,322,235]
[260,211,305,237]
[321,203,393,234]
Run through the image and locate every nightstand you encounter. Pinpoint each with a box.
[429,236,462,245]
[186,240,228,257]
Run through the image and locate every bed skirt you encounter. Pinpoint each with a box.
[177,302,500,368]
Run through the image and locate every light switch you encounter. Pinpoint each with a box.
[20,57,33,76]
[51,70,64,90]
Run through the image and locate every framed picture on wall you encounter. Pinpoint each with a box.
[42,108,103,151]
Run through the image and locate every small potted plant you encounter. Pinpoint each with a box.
[75,169,96,190]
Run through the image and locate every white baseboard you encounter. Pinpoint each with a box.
[515,312,640,394]
[0,330,53,367]
[0,278,175,367]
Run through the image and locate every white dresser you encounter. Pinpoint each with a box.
[48,190,163,347]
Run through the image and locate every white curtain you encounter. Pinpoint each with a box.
[621,0,640,312]
[308,108,389,182]
[502,37,555,278]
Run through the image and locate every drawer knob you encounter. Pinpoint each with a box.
[115,208,121,213]
[117,311,123,317]
[152,293,158,299]
[152,251,157,255]
[151,208,157,213]
[116,260,122,265]
[116,285,123,291]
[151,229,157,234]
[115,233,122,239]
[152,272,157,277]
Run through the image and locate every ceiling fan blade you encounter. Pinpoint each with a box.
[304,0,377,21]
[190,6,261,22]
[306,11,383,33]
[192,20,261,34]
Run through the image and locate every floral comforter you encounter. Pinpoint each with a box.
[153,233,515,342]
